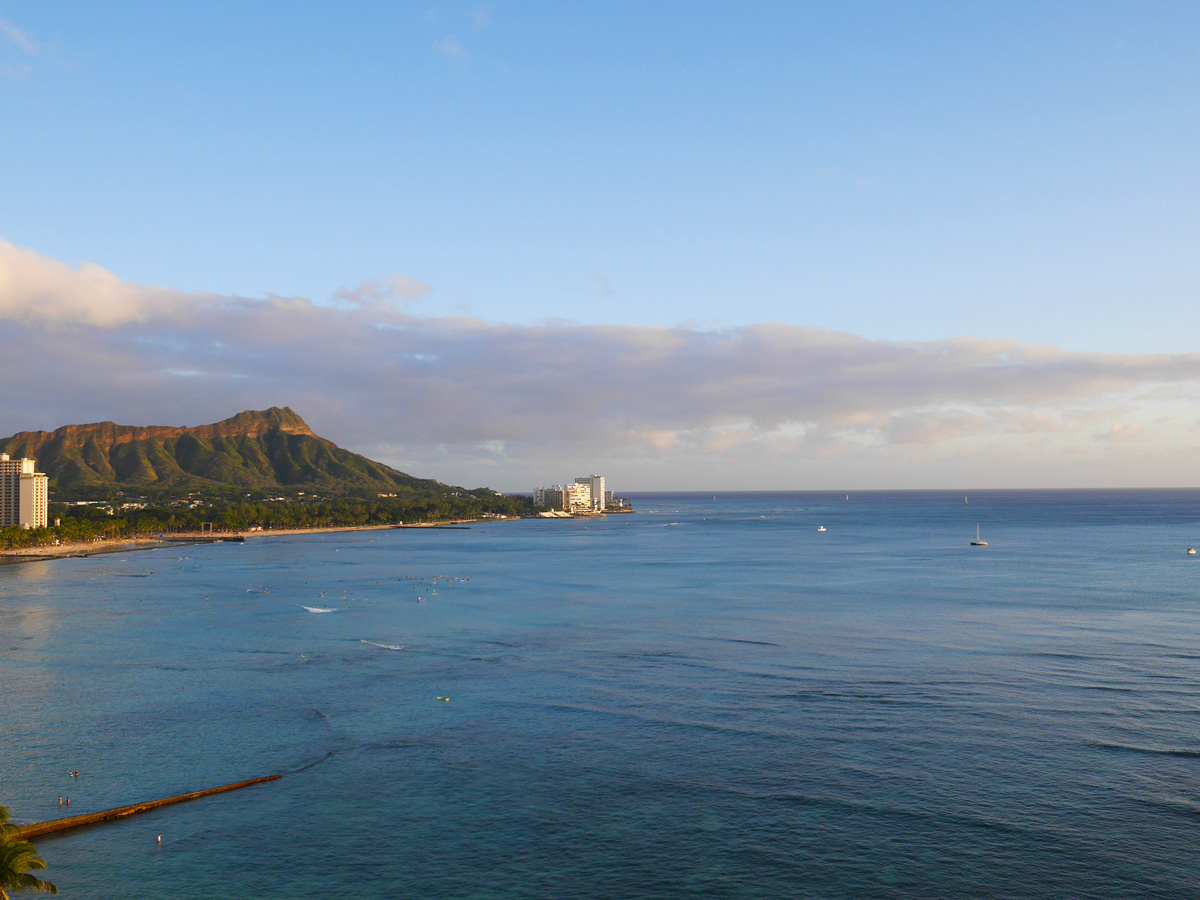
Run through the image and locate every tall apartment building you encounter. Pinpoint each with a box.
[0,453,49,529]
[565,481,593,513]
[533,486,568,510]
[576,475,605,512]
[535,483,595,513]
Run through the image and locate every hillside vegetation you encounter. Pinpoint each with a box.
[0,407,448,500]
[0,408,533,547]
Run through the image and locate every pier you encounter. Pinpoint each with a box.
[14,775,281,840]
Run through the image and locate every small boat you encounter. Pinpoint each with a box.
[1188,548,1197,556]
[970,524,987,546]
[964,496,968,505]
[817,525,826,532]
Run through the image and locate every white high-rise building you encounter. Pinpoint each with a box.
[0,453,49,529]
[576,475,605,512]
[565,481,593,513]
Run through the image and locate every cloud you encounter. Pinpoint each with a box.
[434,35,465,59]
[0,240,205,326]
[470,6,491,31]
[3,240,1200,488]
[1094,423,1142,442]
[0,18,39,55]
[335,275,432,311]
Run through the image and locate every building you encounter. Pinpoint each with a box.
[576,475,605,512]
[565,481,593,513]
[534,475,624,514]
[0,453,49,529]
[533,486,569,510]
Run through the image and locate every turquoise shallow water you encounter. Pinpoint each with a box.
[3,490,1200,899]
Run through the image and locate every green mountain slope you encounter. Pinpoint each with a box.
[0,407,447,499]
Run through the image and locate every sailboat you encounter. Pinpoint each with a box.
[970,524,987,547]
[964,496,968,505]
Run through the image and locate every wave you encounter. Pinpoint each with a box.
[290,749,335,773]
[303,606,337,613]
[707,636,783,647]
[361,640,404,651]
[1090,740,1200,758]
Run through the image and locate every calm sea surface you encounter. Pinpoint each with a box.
[3,490,1200,899]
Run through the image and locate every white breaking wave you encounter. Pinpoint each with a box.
[361,640,404,651]
[303,606,337,613]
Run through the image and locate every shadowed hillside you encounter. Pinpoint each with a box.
[0,407,447,499]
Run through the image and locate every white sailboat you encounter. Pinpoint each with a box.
[970,524,987,547]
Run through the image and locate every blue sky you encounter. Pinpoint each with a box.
[2,3,1199,489]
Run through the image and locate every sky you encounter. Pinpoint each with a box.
[1,2,1199,490]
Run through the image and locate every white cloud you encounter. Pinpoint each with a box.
[434,35,465,59]
[0,239,204,326]
[1095,423,1142,442]
[3,240,1200,488]
[335,275,432,311]
[0,18,39,56]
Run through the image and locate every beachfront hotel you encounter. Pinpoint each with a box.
[0,453,49,529]
[533,475,619,514]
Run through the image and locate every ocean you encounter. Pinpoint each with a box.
[3,490,1200,899]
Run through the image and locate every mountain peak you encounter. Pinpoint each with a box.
[0,407,432,498]
[206,407,315,439]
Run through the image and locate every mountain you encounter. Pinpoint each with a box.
[0,407,448,499]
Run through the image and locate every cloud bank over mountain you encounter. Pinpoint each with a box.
[3,239,1197,490]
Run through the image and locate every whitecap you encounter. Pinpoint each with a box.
[303,606,337,613]
[361,640,404,651]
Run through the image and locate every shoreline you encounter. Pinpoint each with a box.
[0,517,521,566]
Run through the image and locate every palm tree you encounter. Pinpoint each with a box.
[0,806,57,898]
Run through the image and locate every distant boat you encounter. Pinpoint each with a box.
[845,495,849,501]
[964,496,968,504]
[970,524,987,546]
[817,525,826,532]
[1188,548,1197,556]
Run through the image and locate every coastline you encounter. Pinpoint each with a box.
[0,518,520,566]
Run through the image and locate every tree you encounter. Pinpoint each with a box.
[0,806,57,898]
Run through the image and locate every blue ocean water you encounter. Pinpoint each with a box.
[3,490,1200,899]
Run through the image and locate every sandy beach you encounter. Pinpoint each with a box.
[0,518,518,565]
[0,537,168,564]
